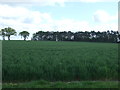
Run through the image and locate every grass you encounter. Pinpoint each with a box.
[2,41,119,88]
[3,80,119,88]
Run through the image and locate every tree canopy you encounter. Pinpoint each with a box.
[0,27,16,40]
[32,30,120,43]
[19,31,30,41]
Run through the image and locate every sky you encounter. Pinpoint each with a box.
[0,0,118,40]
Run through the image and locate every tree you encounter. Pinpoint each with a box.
[5,27,17,40]
[19,31,30,41]
[32,30,119,43]
[0,29,6,40]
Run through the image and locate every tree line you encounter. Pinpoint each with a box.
[0,27,120,43]
[32,31,120,43]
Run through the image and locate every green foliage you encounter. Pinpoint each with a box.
[19,31,29,40]
[0,27,16,40]
[2,41,118,82]
[3,80,118,88]
[0,29,6,40]
[5,27,16,36]
[32,30,120,43]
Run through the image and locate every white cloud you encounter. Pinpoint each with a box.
[90,23,118,31]
[75,0,119,2]
[0,0,118,2]
[0,0,118,7]
[52,19,90,32]
[0,4,53,24]
[0,4,117,40]
[0,4,53,40]
[93,10,117,23]
[0,0,66,7]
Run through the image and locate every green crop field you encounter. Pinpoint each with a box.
[2,41,119,88]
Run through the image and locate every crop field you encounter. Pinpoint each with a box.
[2,41,119,88]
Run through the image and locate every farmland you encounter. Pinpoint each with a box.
[2,41,119,88]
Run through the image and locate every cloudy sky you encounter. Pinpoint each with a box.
[0,0,118,40]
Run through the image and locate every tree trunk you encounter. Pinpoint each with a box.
[56,35,58,41]
[24,37,26,41]
[3,36,5,40]
[8,36,10,40]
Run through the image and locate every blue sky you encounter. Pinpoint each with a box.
[30,2,117,21]
[0,0,118,40]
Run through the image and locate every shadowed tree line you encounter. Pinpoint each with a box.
[0,27,120,43]
[32,30,120,43]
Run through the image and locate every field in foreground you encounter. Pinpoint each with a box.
[2,41,119,88]
[3,80,118,88]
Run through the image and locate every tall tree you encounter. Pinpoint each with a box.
[19,31,30,40]
[32,30,119,43]
[0,29,6,40]
[5,27,16,40]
